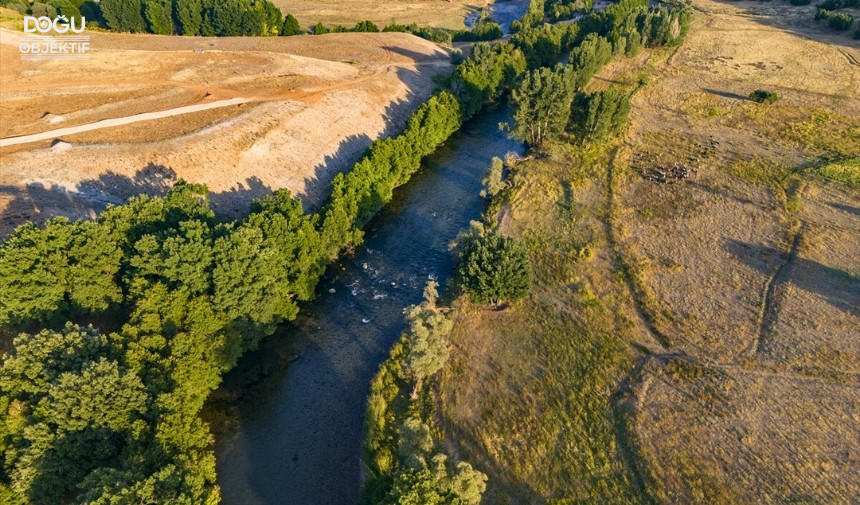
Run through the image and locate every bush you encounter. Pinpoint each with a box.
[281,13,300,35]
[450,48,464,65]
[354,19,379,32]
[816,8,855,30]
[828,12,854,30]
[749,89,780,103]
[789,0,811,5]
[458,230,531,304]
[311,21,329,34]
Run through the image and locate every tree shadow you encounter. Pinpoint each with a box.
[827,201,860,217]
[300,64,439,211]
[727,239,860,317]
[702,88,749,101]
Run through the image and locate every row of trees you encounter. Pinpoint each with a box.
[96,0,284,35]
[362,284,487,504]
[0,81,472,503]
[2,0,100,21]
[2,0,505,41]
[0,183,326,504]
[505,1,689,149]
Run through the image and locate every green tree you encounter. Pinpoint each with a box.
[481,156,506,198]
[568,33,613,89]
[173,0,202,35]
[143,0,173,34]
[382,469,454,505]
[354,19,379,32]
[312,21,329,34]
[100,0,147,32]
[567,87,631,145]
[458,231,531,304]
[402,282,451,396]
[508,65,575,147]
[281,13,300,35]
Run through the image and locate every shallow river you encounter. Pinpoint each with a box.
[214,106,525,505]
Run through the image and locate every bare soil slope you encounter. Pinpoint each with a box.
[0,21,451,237]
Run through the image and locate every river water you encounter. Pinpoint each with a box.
[214,106,525,505]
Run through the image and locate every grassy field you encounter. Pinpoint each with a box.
[270,0,478,31]
[437,1,859,503]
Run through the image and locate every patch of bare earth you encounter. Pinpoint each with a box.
[0,26,451,237]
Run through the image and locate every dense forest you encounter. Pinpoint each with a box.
[0,0,691,502]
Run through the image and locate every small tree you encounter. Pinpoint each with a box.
[402,282,451,397]
[568,87,631,145]
[481,157,506,198]
[749,89,779,103]
[311,22,329,35]
[508,65,576,148]
[281,13,300,35]
[458,231,531,305]
[354,19,379,32]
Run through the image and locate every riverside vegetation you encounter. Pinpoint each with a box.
[433,1,859,504]
[0,0,693,502]
[0,68,468,505]
[359,0,691,501]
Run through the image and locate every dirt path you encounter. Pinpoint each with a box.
[0,97,253,147]
[0,44,419,147]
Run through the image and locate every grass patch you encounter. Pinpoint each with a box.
[438,134,659,503]
[813,156,860,187]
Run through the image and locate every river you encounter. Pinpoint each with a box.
[214,106,525,505]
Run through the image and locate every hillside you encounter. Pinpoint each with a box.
[0,17,451,238]
[437,0,859,503]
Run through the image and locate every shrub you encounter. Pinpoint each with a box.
[281,13,300,35]
[749,89,780,103]
[458,231,531,304]
[450,48,464,65]
[354,19,379,32]
[828,12,854,30]
[311,21,329,34]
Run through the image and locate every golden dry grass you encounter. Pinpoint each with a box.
[270,0,480,31]
[437,1,860,503]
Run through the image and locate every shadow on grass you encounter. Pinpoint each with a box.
[727,239,860,317]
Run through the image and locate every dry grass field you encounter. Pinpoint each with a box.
[270,0,479,31]
[0,8,452,238]
[438,1,859,503]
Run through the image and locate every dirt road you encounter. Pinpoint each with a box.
[0,97,252,147]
